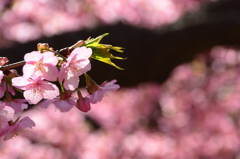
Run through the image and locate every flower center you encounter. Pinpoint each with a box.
[35,62,44,72]
[69,62,82,77]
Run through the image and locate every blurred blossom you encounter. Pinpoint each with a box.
[0,0,214,44]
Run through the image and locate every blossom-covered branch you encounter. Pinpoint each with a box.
[0,33,124,141]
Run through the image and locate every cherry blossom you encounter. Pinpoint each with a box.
[40,91,77,112]
[0,99,28,114]
[88,79,120,104]
[59,46,92,90]
[23,51,59,81]
[11,76,59,104]
[0,32,122,142]
[76,97,91,112]
[0,116,35,141]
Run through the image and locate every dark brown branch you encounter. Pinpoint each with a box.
[0,60,25,71]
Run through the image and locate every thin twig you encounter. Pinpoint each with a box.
[0,61,26,71]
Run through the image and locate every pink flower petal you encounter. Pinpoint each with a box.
[102,80,120,92]
[71,47,92,61]
[42,64,59,81]
[63,76,79,91]
[40,81,60,99]
[53,100,73,112]
[18,116,36,129]
[24,51,42,62]
[40,99,57,109]
[59,62,68,83]
[42,52,58,65]
[89,89,105,104]
[22,64,35,78]
[0,71,4,81]
[24,87,43,104]
[11,76,29,90]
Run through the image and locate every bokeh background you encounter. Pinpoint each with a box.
[1,0,240,158]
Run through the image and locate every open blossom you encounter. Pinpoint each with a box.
[40,91,77,112]
[59,46,92,90]
[23,51,59,81]
[0,116,35,141]
[11,76,59,104]
[0,99,28,114]
[88,79,120,104]
[40,98,77,112]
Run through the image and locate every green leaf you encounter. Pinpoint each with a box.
[84,33,125,70]
[85,33,109,47]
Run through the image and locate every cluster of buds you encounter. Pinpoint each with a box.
[0,33,124,141]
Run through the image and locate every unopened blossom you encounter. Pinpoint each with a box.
[12,76,59,104]
[0,71,5,98]
[0,57,8,66]
[0,116,35,141]
[23,51,59,81]
[88,79,120,104]
[76,97,91,112]
[59,46,92,90]
[0,99,28,114]
[40,91,77,112]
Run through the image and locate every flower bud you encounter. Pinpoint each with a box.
[84,73,99,94]
[0,57,9,67]
[76,98,91,112]
[37,43,49,52]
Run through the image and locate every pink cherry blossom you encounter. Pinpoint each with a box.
[0,116,35,141]
[40,90,76,112]
[40,98,77,112]
[0,71,5,98]
[76,97,91,112]
[88,79,120,104]
[23,51,59,81]
[59,46,92,90]
[11,76,59,104]
[0,99,28,114]
[0,105,8,131]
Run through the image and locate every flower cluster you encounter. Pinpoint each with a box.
[0,34,123,141]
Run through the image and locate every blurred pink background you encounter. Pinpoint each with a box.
[1,0,240,159]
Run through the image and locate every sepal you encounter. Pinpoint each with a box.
[84,33,125,70]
